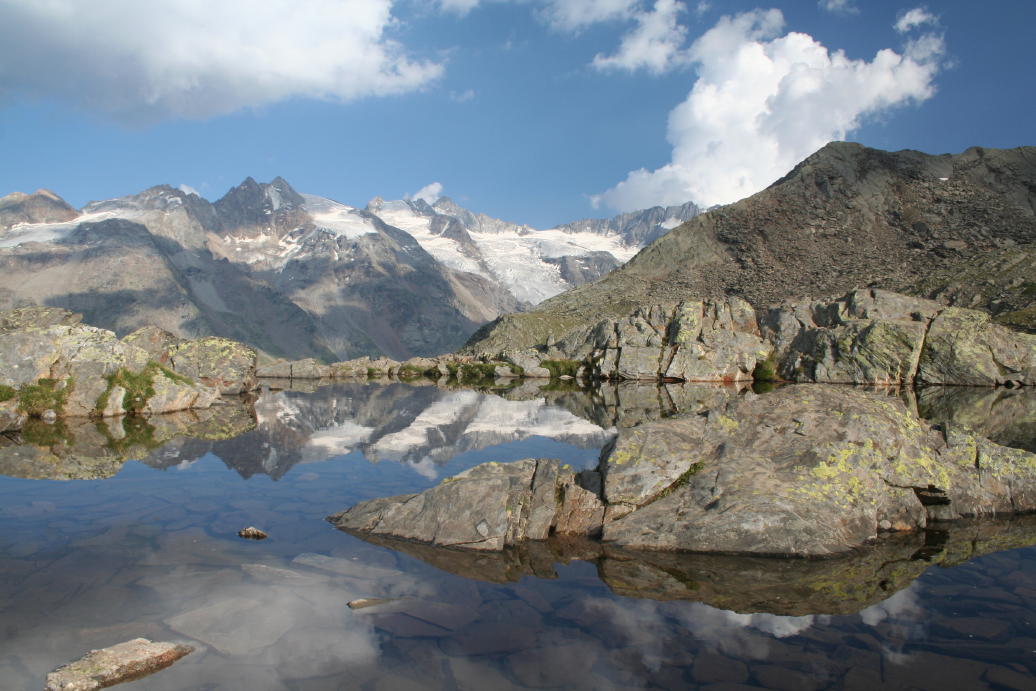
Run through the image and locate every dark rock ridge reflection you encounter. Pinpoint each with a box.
[343,516,1036,617]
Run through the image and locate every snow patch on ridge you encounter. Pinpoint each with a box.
[303,194,378,240]
[0,209,132,248]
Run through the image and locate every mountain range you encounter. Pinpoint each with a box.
[0,179,698,360]
[466,142,1036,354]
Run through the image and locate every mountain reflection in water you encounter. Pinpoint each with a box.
[0,380,1034,689]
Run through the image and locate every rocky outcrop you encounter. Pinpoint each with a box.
[330,385,1036,557]
[578,297,770,382]
[761,289,1036,386]
[329,459,604,551]
[45,638,192,691]
[467,288,1036,386]
[122,325,182,362]
[166,336,258,394]
[0,308,264,426]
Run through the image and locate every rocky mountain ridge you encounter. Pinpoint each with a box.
[0,179,697,361]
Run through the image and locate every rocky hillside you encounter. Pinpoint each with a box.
[0,179,696,361]
[465,142,1036,353]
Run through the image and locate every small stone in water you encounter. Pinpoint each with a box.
[45,637,193,690]
[347,597,400,610]
[238,526,268,540]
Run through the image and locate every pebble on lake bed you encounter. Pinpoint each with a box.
[238,526,268,540]
[45,637,193,690]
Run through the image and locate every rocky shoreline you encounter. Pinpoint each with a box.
[331,385,1036,558]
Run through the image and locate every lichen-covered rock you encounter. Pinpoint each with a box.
[761,289,1036,386]
[329,459,604,550]
[498,350,551,378]
[0,306,81,333]
[167,336,258,394]
[600,385,1036,556]
[121,325,182,363]
[760,289,942,385]
[573,298,770,383]
[256,359,293,378]
[0,323,151,417]
[143,368,219,414]
[256,358,331,379]
[919,307,1036,385]
[45,637,192,690]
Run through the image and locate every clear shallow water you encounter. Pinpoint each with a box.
[0,381,1035,689]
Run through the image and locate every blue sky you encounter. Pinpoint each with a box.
[0,1,1032,228]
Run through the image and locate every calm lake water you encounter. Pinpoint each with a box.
[1,380,1036,689]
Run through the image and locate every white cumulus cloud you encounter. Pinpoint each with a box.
[0,0,443,122]
[592,0,690,74]
[594,8,945,211]
[410,182,444,204]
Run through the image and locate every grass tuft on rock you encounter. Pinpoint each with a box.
[0,384,15,402]
[18,378,72,417]
[540,359,581,379]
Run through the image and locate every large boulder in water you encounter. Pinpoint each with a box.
[599,385,1036,555]
[329,385,1036,558]
[329,458,604,551]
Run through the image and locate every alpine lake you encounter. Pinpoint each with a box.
[2,378,1036,690]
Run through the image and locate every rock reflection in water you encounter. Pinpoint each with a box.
[0,403,256,480]
[343,515,1036,617]
[915,385,1036,452]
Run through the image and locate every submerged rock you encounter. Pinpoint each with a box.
[330,385,1036,557]
[45,637,192,690]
